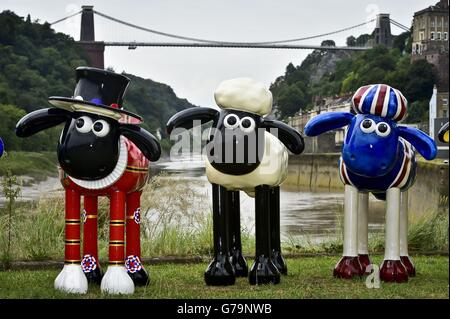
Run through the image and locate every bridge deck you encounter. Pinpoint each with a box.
[96,41,370,51]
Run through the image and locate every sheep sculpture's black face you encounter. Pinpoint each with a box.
[208,110,265,175]
[58,112,121,181]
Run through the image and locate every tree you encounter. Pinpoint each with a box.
[393,31,411,53]
[321,40,336,47]
[277,84,307,118]
[346,36,356,47]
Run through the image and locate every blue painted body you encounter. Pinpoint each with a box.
[304,112,436,194]
[0,137,4,157]
[340,141,417,193]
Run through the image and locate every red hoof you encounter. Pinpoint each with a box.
[380,260,408,283]
[358,254,372,274]
[333,256,363,279]
[400,256,416,277]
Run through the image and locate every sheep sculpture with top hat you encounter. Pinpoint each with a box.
[16,67,161,294]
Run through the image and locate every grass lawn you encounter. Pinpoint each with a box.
[0,255,447,299]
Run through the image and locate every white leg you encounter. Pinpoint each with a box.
[384,188,401,260]
[380,187,408,282]
[357,192,369,255]
[343,185,359,257]
[399,191,416,276]
[357,192,371,273]
[399,191,409,257]
[101,266,135,295]
[334,185,362,278]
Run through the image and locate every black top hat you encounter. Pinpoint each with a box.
[48,67,142,122]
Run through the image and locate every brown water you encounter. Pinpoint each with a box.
[1,158,386,243]
[152,158,386,243]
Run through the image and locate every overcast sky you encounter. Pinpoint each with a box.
[1,0,433,107]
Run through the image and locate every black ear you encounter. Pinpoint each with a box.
[16,108,71,137]
[120,124,161,161]
[166,107,219,135]
[262,119,305,154]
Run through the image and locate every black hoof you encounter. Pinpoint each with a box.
[128,268,150,286]
[84,267,103,285]
[272,250,288,275]
[249,256,280,285]
[230,249,248,277]
[205,253,235,286]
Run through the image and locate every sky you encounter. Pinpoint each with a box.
[0,0,434,108]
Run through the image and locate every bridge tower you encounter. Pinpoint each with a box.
[77,5,105,68]
[373,13,393,47]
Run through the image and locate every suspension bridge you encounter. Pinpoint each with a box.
[50,5,411,68]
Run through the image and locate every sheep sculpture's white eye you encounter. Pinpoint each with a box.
[224,114,240,129]
[376,122,391,137]
[360,119,376,134]
[92,120,110,137]
[75,116,93,133]
[240,116,256,133]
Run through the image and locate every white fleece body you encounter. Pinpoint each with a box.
[205,132,288,197]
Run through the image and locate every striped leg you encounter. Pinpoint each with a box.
[357,192,371,274]
[126,191,149,286]
[82,196,102,284]
[54,189,88,294]
[400,191,415,276]
[101,191,134,294]
[380,187,408,283]
[334,185,364,279]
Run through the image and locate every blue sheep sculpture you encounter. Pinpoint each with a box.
[305,84,437,283]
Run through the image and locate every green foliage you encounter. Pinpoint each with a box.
[0,10,195,152]
[123,73,197,138]
[0,151,58,180]
[0,104,62,152]
[0,11,86,113]
[0,170,21,268]
[272,35,437,124]
[393,31,411,53]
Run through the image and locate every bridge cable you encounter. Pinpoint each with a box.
[389,19,410,32]
[49,10,82,25]
[93,9,375,45]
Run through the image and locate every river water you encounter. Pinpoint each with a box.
[151,157,386,243]
[1,158,386,243]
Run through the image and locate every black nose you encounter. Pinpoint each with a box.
[381,163,387,169]
[350,154,356,160]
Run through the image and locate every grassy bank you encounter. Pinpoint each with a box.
[0,255,447,299]
[0,151,58,182]
[0,173,448,266]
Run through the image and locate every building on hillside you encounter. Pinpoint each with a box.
[411,0,449,90]
[412,0,449,158]
[287,94,352,153]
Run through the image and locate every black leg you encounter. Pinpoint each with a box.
[249,185,281,285]
[270,186,287,275]
[227,190,248,277]
[204,184,235,286]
